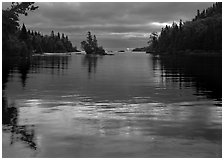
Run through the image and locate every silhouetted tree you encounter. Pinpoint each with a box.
[57,32,60,39]
[19,23,28,40]
[81,31,105,55]
[51,30,54,37]
[146,32,158,52]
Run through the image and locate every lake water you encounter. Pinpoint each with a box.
[2,52,222,158]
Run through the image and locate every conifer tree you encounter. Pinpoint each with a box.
[19,23,28,40]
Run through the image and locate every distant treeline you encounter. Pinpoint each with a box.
[132,47,147,52]
[22,25,78,54]
[147,2,222,54]
[3,2,78,57]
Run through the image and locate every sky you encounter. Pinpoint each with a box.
[3,2,214,51]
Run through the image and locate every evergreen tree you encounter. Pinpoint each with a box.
[81,31,105,55]
[57,32,60,39]
[62,33,65,39]
[51,30,54,37]
[93,35,98,47]
[19,23,28,40]
[147,32,158,52]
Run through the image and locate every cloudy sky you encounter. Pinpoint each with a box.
[4,2,213,50]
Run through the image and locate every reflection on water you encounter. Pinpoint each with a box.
[3,55,70,90]
[152,55,221,100]
[31,55,69,74]
[82,55,99,78]
[2,52,222,157]
[2,94,37,151]
[18,58,31,88]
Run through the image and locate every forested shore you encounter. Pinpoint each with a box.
[146,2,222,55]
[3,3,78,58]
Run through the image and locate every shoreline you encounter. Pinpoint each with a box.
[147,50,222,57]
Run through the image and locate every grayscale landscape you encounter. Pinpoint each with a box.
[2,2,222,158]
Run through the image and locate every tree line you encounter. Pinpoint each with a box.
[3,2,78,57]
[21,24,78,54]
[147,2,222,54]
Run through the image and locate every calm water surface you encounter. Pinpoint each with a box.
[2,52,222,157]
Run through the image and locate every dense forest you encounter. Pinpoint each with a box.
[22,24,78,54]
[147,2,222,54]
[3,2,78,57]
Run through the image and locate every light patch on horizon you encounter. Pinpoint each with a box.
[107,32,150,39]
[150,21,174,27]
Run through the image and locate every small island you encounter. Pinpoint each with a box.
[81,31,106,55]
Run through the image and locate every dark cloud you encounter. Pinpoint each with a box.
[18,2,213,50]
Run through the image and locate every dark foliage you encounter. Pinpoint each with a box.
[132,47,147,52]
[2,2,77,58]
[3,2,38,57]
[81,31,106,55]
[147,2,222,54]
[27,29,78,53]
